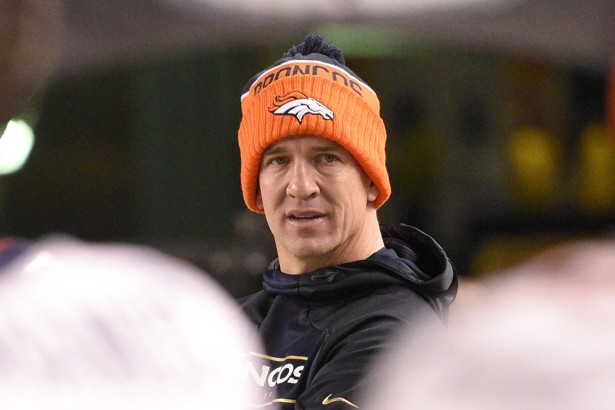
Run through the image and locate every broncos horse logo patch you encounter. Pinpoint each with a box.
[269,92,334,124]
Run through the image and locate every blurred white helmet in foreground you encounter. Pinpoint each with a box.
[362,239,615,410]
[0,235,262,410]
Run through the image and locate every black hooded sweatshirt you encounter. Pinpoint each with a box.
[240,223,457,409]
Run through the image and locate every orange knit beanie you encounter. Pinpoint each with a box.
[238,34,391,213]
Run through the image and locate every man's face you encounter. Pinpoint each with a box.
[256,135,379,273]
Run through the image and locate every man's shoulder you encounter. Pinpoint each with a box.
[238,289,268,305]
[238,290,273,322]
[310,284,435,327]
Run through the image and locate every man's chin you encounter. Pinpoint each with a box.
[286,240,334,261]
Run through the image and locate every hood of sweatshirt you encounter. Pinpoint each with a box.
[262,223,458,321]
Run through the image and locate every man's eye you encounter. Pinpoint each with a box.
[271,157,288,166]
[322,154,338,163]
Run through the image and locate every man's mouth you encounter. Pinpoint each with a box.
[288,213,325,221]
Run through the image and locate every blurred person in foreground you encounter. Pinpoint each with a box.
[1,5,265,407]
[0,235,264,410]
[361,239,615,409]
[237,34,457,409]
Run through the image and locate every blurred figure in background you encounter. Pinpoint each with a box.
[0,0,63,125]
[361,238,615,409]
[0,235,264,410]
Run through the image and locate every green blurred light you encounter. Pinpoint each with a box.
[0,119,35,175]
[315,24,411,58]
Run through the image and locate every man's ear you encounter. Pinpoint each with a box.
[367,181,379,203]
[256,187,264,210]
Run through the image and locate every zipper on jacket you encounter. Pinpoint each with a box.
[311,269,338,282]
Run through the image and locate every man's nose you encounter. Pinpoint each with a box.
[286,161,319,200]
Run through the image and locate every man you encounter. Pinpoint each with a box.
[238,34,457,409]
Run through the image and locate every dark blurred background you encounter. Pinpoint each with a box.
[1,0,614,297]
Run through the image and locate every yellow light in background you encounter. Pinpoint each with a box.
[507,127,562,209]
[574,122,615,213]
[0,119,35,175]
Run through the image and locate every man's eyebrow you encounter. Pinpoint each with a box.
[262,141,343,157]
[311,144,342,152]
[262,146,286,156]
